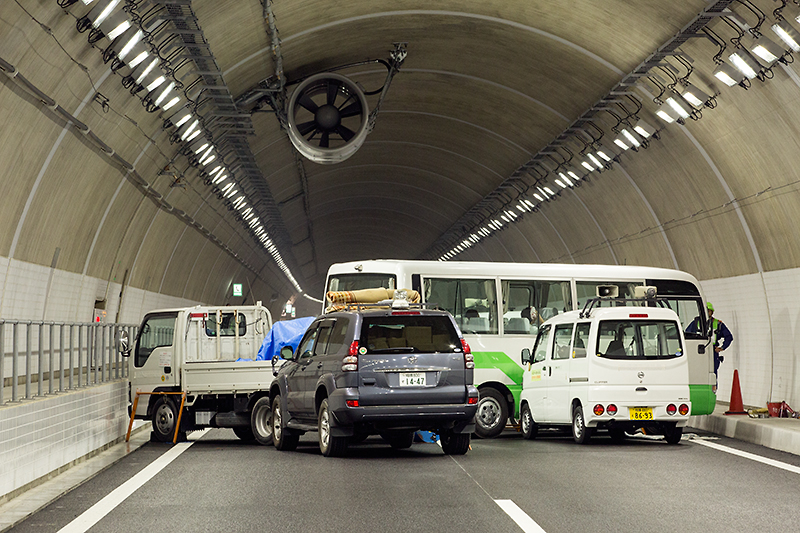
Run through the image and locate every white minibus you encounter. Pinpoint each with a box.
[519,298,691,444]
[324,260,714,438]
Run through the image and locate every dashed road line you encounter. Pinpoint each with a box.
[495,499,547,533]
[691,437,800,475]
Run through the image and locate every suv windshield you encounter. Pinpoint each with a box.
[596,319,683,360]
[361,315,461,354]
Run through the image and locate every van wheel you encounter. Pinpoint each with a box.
[520,403,538,440]
[474,388,507,439]
[151,397,179,442]
[251,396,273,445]
[319,399,348,457]
[272,395,298,451]
[441,431,471,455]
[664,425,683,445]
[571,404,593,444]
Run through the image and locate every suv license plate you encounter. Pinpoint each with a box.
[399,372,426,386]
[629,407,653,420]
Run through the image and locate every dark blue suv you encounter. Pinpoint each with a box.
[269,305,479,456]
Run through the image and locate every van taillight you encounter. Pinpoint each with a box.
[629,313,648,318]
[593,404,605,416]
[667,404,677,415]
[607,404,617,416]
[679,403,689,416]
[461,339,474,369]
[342,341,359,371]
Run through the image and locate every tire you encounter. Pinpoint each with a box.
[272,395,298,451]
[520,403,538,440]
[474,388,508,439]
[318,398,348,457]
[233,426,255,441]
[441,431,471,455]
[571,404,593,444]
[151,397,179,442]
[384,431,414,450]
[251,396,273,446]
[664,425,683,445]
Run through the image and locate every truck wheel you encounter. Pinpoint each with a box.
[251,396,273,446]
[441,431,470,455]
[318,398,348,457]
[233,427,255,441]
[520,403,538,440]
[664,425,683,445]
[272,395,298,451]
[151,397,179,442]
[474,388,508,439]
[571,404,593,444]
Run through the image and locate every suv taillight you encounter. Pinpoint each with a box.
[461,339,474,369]
[342,340,359,371]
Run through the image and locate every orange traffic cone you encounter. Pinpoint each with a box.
[725,369,747,415]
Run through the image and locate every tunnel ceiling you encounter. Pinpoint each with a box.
[5,0,800,310]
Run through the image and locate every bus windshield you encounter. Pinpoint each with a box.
[327,273,396,294]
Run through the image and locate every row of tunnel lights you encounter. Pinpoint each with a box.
[438,6,800,261]
[62,0,302,293]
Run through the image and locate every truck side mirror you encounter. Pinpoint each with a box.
[117,331,131,358]
[521,347,531,365]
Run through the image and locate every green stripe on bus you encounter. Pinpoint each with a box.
[472,351,524,385]
[689,384,716,415]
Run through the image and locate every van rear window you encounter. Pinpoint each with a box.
[596,320,683,360]
[361,316,460,354]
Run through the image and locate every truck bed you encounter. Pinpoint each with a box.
[182,360,276,395]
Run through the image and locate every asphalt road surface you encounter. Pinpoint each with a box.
[13,427,800,533]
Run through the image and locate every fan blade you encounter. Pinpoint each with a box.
[298,93,319,113]
[297,120,317,136]
[320,131,330,148]
[339,102,362,118]
[336,125,355,142]
[327,80,338,106]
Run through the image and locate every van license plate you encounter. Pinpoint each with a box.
[399,372,426,386]
[629,407,653,420]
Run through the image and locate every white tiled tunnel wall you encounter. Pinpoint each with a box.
[0,381,129,500]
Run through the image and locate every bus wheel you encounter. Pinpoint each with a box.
[520,403,538,440]
[474,388,507,439]
[571,404,593,444]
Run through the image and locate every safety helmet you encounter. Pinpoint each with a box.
[706,301,714,312]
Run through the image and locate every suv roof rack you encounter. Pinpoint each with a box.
[579,297,671,319]
[335,301,444,312]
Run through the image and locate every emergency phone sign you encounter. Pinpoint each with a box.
[233,283,243,297]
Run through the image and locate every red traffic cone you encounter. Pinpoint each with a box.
[725,369,747,415]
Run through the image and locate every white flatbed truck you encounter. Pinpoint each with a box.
[120,303,280,444]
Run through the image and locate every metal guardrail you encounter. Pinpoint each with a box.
[0,320,138,405]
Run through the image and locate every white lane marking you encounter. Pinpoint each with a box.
[495,499,547,533]
[692,438,800,475]
[58,430,208,533]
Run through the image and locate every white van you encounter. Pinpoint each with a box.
[519,294,691,444]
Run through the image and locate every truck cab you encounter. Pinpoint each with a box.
[519,289,691,444]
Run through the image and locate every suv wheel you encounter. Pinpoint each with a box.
[272,395,298,451]
[441,431,470,455]
[318,398,348,457]
[474,388,507,439]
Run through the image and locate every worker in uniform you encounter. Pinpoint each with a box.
[686,301,733,388]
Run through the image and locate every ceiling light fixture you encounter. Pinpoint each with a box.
[772,20,800,52]
[728,50,760,79]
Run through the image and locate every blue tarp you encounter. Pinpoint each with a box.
[256,316,316,361]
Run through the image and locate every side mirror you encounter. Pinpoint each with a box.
[271,354,280,376]
[280,345,294,360]
[521,347,531,365]
[117,331,131,358]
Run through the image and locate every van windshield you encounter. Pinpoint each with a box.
[596,320,683,360]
